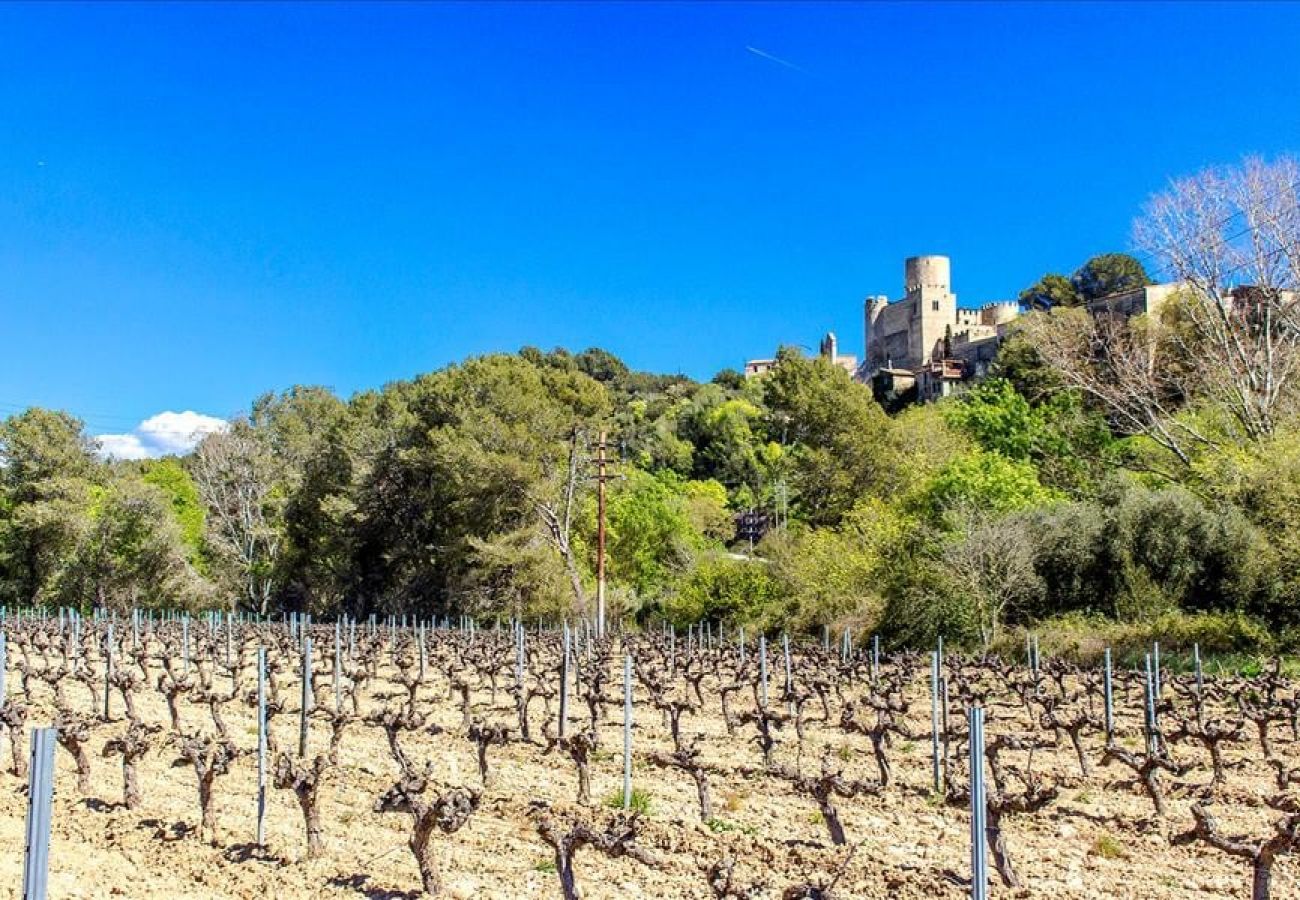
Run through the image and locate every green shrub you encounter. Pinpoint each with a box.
[660,553,790,630]
[603,787,652,814]
[1091,833,1128,860]
[705,817,756,836]
[877,549,980,649]
[996,609,1276,665]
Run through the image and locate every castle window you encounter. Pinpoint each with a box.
[932,301,939,311]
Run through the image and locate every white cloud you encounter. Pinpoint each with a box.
[137,411,229,455]
[95,433,152,461]
[97,410,228,460]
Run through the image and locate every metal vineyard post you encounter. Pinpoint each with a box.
[1103,647,1114,741]
[103,623,114,720]
[23,727,57,900]
[300,637,313,757]
[1143,653,1158,755]
[257,646,267,846]
[969,707,988,900]
[333,622,343,716]
[930,651,942,793]
[559,627,570,741]
[623,654,633,810]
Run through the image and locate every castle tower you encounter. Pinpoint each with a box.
[905,255,957,365]
[819,331,838,361]
[863,295,889,366]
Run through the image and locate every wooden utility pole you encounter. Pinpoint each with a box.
[596,430,607,639]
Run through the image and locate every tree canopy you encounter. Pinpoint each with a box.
[1018,252,1150,309]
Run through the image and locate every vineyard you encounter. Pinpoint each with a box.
[0,613,1298,899]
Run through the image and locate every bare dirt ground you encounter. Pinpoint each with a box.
[0,636,1294,899]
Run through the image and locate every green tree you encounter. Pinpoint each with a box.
[1018,272,1080,309]
[946,378,1116,496]
[1018,501,1115,619]
[0,407,98,495]
[1201,426,1300,626]
[987,326,1062,402]
[911,449,1059,522]
[60,474,207,611]
[0,409,101,606]
[573,347,631,391]
[1104,479,1258,620]
[355,353,609,618]
[140,457,206,568]
[890,403,972,495]
[677,385,768,498]
[763,348,900,527]
[945,379,1045,461]
[460,527,573,622]
[711,368,746,391]
[1018,253,1150,310]
[1071,252,1150,302]
[768,497,911,634]
[680,478,733,544]
[616,396,695,475]
[589,470,720,602]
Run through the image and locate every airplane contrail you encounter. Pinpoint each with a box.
[745,45,804,73]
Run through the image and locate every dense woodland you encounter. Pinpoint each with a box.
[3,156,1299,656]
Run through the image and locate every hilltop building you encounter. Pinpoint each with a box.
[1084,282,1179,320]
[743,331,857,379]
[819,332,859,375]
[744,253,1179,406]
[861,255,1022,401]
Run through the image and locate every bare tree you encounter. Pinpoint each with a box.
[103,721,161,810]
[192,421,284,614]
[529,804,657,900]
[52,707,95,793]
[0,699,28,778]
[177,734,240,845]
[273,752,332,858]
[533,427,591,615]
[1134,156,1300,442]
[1026,307,1202,465]
[940,506,1041,651]
[1030,157,1300,467]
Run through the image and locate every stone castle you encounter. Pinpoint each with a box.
[868,254,1019,392]
[744,254,1019,401]
[744,253,1175,405]
[863,255,1020,399]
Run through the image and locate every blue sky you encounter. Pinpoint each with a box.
[2,2,1299,452]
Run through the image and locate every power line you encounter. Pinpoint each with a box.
[1129,176,1300,280]
[0,401,230,432]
